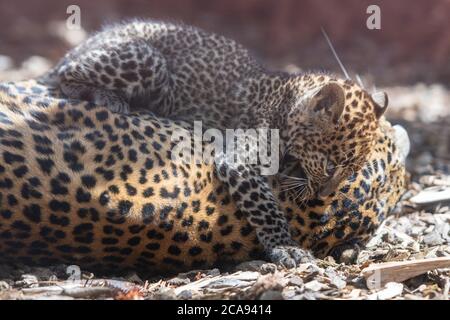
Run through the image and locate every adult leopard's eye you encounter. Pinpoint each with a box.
[326,162,336,177]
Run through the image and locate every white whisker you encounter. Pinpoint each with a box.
[280,175,307,182]
[280,181,306,188]
[293,185,308,202]
[281,184,304,192]
[280,181,307,188]
[281,184,307,190]
[321,27,350,80]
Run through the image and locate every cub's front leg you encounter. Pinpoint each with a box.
[215,152,315,268]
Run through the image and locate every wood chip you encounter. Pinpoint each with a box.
[368,282,404,300]
[62,286,115,299]
[443,278,450,300]
[362,257,450,289]
[410,186,450,205]
[173,271,259,295]
[304,280,328,292]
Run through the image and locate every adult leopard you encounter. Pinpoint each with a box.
[0,80,408,272]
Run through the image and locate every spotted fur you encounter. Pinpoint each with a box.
[0,81,407,272]
[43,20,389,202]
[41,20,392,263]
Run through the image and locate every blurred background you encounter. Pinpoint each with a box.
[1,0,449,84]
[0,0,449,176]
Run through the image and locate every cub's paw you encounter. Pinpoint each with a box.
[267,246,315,269]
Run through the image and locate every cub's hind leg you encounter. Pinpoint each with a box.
[49,38,172,114]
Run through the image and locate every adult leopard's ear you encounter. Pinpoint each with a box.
[310,83,345,124]
[372,91,388,119]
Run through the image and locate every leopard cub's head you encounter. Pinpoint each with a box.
[280,74,388,202]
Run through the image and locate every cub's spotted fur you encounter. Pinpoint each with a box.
[42,20,391,264]
[0,81,408,272]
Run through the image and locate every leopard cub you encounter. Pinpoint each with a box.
[41,20,390,267]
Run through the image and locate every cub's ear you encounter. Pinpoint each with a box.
[371,91,388,119]
[310,83,345,124]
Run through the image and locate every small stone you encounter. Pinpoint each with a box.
[295,291,319,300]
[259,290,283,300]
[206,268,221,276]
[368,282,404,300]
[331,277,347,290]
[423,230,444,246]
[350,276,368,289]
[177,290,193,299]
[152,287,177,300]
[297,263,323,275]
[208,278,251,289]
[282,288,298,299]
[304,280,327,292]
[0,281,10,291]
[16,274,39,288]
[288,276,304,287]
[325,268,347,289]
[167,277,191,286]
